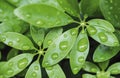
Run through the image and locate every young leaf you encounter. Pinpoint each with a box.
[1,53,34,77]
[0,32,35,50]
[70,30,89,74]
[80,0,100,17]
[14,4,74,28]
[82,74,96,78]
[30,26,45,46]
[25,61,41,78]
[98,60,109,71]
[43,27,63,48]
[88,19,115,32]
[83,61,100,73]
[57,0,80,17]
[7,49,19,60]
[87,26,119,46]
[42,28,78,67]
[107,62,120,75]
[100,0,120,28]
[93,44,120,62]
[45,64,66,78]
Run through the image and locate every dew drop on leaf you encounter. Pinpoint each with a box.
[34,66,39,70]
[8,62,13,66]
[51,53,59,60]
[36,20,44,25]
[32,72,37,77]
[22,45,30,50]
[78,56,84,63]
[7,69,14,76]
[8,41,13,46]
[87,26,97,35]
[59,41,68,50]
[70,28,78,35]
[1,38,6,42]
[77,38,88,52]
[91,68,97,72]
[98,32,108,42]
[47,40,52,45]
[17,58,28,69]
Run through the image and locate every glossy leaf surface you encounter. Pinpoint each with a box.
[83,61,100,73]
[42,28,78,67]
[100,0,120,28]
[57,0,80,17]
[14,4,74,28]
[0,53,34,77]
[93,45,120,62]
[46,64,66,78]
[87,26,119,46]
[25,61,41,78]
[30,26,45,46]
[0,32,35,50]
[107,63,120,75]
[43,27,63,48]
[70,31,89,74]
[88,19,115,32]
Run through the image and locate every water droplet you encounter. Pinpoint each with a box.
[87,26,97,35]
[47,40,52,45]
[34,66,39,70]
[110,0,113,3]
[91,68,97,72]
[70,28,78,35]
[37,41,42,46]
[17,58,28,69]
[110,7,113,10]
[78,56,84,63]
[51,53,58,60]
[73,67,79,74]
[26,14,31,18]
[36,20,43,25]
[22,45,30,50]
[16,38,20,42]
[8,62,13,66]
[7,69,14,75]
[32,72,37,77]
[43,61,49,67]
[8,41,13,46]
[111,69,119,74]
[1,38,6,42]
[77,38,88,52]
[100,57,105,60]
[98,32,108,42]
[59,41,68,50]
[46,66,53,70]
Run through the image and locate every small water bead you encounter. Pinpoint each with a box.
[47,40,52,45]
[8,62,13,66]
[8,41,13,46]
[43,61,49,67]
[98,32,108,42]
[26,14,31,18]
[77,38,88,52]
[51,53,59,60]
[70,28,78,35]
[59,41,68,50]
[78,56,84,63]
[73,67,79,74]
[34,66,39,70]
[91,68,97,72]
[111,69,119,74]
[87,26,97,35]
[36,20,44,25]
[46,66,53,70]
[17,58,28,69]
[37,41,42,46]
[1,38,6,42]
[32,72,37,77]
[16,38,20,42]
[110,0,113,3]
[110,7,113,10]
[6,69,14,75]
[22,45,30,50]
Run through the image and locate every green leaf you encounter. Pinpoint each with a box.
[80,0,100,17]
[83,61,100,73]
[98,60,109,71]
[107,62,120,75]
[30,26,45,46]
[0,53,34,77]
[96,71,110,78]
[93,44,120,62]
[0,62,6,77]
[43,27,63,48]
[70,30,89,74]
[45,64,66,78]
[14,4,74,28]
[82,74,96,78]
[57,0,80,17]
[42,28,78,67]
[100,0,120,28]
[0,32,35,50]
[88,19,115,32]
[25,61,41,78]
[87,26,119,46]
[0,0,28,33]
[7,49,19,60]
